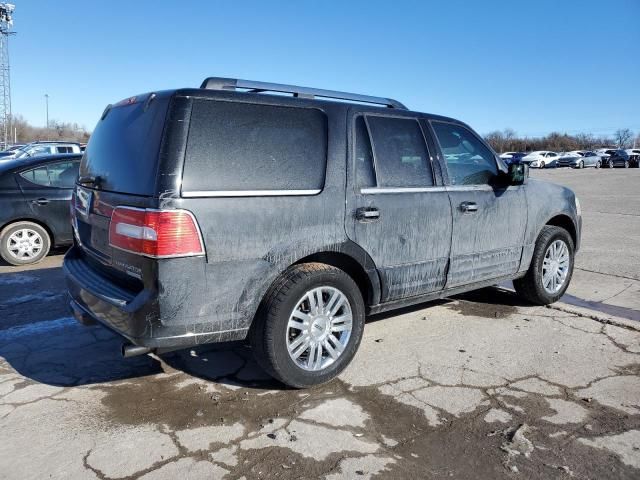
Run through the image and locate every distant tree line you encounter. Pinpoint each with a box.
[484,128,638,153]
[6,114,91,144]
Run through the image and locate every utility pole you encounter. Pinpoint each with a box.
[44,93,49,139]
[0,3,15,148]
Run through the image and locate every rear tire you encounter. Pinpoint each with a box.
[579,160,584,169]
[0,221,51,266]
[250,262,365,388]
[514,226,574,305]
[595,160,601,169]
[624,160,629,168]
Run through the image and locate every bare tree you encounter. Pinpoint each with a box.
[614,128,634,148]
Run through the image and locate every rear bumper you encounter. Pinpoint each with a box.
[64,247,248,349]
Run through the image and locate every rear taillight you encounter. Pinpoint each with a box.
[109,207,205,258]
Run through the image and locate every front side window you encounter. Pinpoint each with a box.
[431,121,497,185]
[366,116,433,188]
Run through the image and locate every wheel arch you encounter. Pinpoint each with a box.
[544,214,577,248]
[293,250,381,307]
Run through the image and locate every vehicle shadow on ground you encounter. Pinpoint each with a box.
[0,284,530,391]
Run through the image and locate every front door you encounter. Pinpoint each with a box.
[429,120,527,287]
[345,112,452,302]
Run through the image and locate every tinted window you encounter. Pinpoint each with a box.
[366,116,433,187]
[183,100,327,192]
[80,94,169,195]
[354,116,375,188]
[20,166,50,186]
[431,122,497,185]
[20,160,79,188]
[48,160,80,187]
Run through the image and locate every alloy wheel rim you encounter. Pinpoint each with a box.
[542,239,570,294]
[286,286,353,371]
[7,228,43,260]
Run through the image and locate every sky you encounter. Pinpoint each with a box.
[8,0,640,138]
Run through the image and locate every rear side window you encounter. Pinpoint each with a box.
[20,160,80,188]
[431,121,497,185]
[183,100,327,193]
[20,166,50,186]
[366,116,433,188]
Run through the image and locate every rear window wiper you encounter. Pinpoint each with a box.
[78,175,101,187]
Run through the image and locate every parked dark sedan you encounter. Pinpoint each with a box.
[0,154,81,265]
[602,149,631,168]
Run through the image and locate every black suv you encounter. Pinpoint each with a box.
[602,149,631,168]
[65,78,581,387]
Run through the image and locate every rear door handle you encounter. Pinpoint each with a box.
[356,207,380,221]
[459,201,478,213]
[31,198,50,206]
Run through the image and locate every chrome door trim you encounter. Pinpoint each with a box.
[181,189,322,198]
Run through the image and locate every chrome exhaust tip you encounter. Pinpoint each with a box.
[121,343,152,358]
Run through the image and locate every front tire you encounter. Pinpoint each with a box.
[595,160,601,169]
[0,221,51,266]
[609,160,615,169]
[540,161,545,169]
[579,160,584,169]
[514,226,574,305]
[250,263,365,388]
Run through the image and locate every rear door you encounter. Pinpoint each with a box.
[429,120,526,287]
[345,111,452,302]
[17,159,80,243]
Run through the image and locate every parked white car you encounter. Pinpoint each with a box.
[521,151,560,168]
[4,142,82,161]
[625,149,640,167]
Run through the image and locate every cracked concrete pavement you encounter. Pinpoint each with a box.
[0,169,639,479]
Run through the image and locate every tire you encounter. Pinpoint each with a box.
[250,262,365,388]
[624,160,629,168]
[513,225,575,305]
[595,160,601,169]
[609,160,615,169]
[579,160,584,169]
[0,221,51,266]
[540,161,545,169]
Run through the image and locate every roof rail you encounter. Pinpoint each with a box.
[200,77,407,110]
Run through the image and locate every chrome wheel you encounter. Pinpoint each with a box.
[7,228,43,261]
[542,239,570,294]
[286,286,352,371]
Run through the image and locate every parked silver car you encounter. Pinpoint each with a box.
[556,151,602,169]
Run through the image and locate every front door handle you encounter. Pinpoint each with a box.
[31,198,50,206]
[459,201,478,213]
[356,206,380,221]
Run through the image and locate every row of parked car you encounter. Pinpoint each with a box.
[500,148,640,169]
[0,141,85,160]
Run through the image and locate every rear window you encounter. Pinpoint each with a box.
[182,100,327,193]
[79,94,169,195]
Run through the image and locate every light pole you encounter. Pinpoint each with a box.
[44,93,49,140]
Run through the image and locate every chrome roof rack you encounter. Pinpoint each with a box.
[200,77,407,109]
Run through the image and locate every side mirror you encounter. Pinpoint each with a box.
[508,162,528,185]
